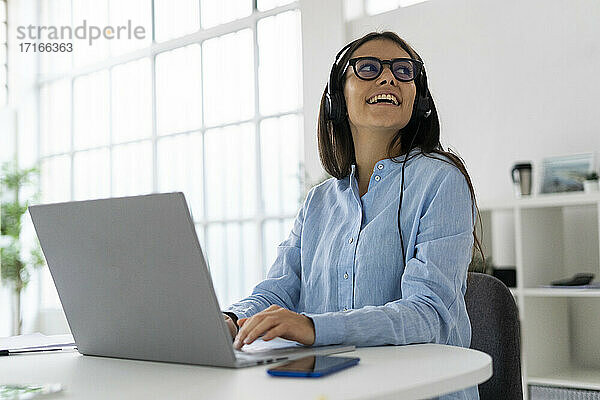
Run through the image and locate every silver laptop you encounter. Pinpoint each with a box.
[28,192,354,367]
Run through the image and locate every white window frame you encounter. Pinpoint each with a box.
[35,1,304,310]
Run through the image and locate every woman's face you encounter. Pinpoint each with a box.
[343,39,417,134]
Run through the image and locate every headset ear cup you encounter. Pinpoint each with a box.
[327,91,345,125]
[325,91,333,121]
[333,92,346,124]
[416,68,432,119]
[417,93,431,119]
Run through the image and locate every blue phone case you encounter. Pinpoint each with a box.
[267,356,360,378]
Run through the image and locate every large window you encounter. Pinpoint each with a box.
[38,0,303,311]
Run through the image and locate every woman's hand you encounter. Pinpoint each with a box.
[233,305,315,350]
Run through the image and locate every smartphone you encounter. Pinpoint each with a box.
[267,355,360,378]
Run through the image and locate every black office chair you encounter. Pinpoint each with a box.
[465,272,523,400]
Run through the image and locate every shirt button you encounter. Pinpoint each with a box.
[377,164,384,170]
[348,237,353,244]
[344,273,348,279]
[374,175,381,182]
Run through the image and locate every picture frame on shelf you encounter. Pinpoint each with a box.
[540,152,595,194]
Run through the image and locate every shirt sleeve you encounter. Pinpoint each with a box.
[222,187,313,320]
[303,168,476,347]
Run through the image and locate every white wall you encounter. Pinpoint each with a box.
[299,0,345,185]
[343,0,600,201]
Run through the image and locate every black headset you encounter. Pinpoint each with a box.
[324,39,432,268]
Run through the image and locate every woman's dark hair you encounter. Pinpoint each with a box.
[317,31,485,270]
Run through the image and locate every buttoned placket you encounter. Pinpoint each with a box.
[340,165,364,312]
[340,229,357,312]
[372,161,386,184]
[344,161,391,311]
[345,160,392,311]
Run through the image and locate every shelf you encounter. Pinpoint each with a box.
[528,366,600,391]
[522,288,600,297]
[479,191,600,211]
[478,198,516,211]
[477,188,600,399]
[519,207,599,288]
[517,191,600,209]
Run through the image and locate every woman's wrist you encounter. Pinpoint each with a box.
[223,311,240,334]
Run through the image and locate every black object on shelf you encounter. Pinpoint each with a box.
[492,268,517,288]
[551,273,595,286]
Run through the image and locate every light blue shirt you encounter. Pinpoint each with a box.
[225,147,479,399]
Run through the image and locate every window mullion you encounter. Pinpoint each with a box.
[199,22,208,250]
[151,56,158,193]
[150,0,158,195]
[109,66,114,196]
[252,13,266,281]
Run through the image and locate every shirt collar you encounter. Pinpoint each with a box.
[350,147,421,178]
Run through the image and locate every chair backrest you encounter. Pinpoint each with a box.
[465,272,523,400]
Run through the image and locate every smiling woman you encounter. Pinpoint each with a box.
[342,40,420,183]
[223,31,484,400]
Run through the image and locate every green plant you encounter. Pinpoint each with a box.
[585,171,599,181]
[0,161,45,335]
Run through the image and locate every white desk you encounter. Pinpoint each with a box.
[0,344,492,399]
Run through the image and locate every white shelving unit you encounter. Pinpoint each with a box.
[477,191,600,398]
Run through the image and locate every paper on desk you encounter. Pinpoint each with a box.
[0,333,75,351]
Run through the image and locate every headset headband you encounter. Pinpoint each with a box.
[327,41,356,95]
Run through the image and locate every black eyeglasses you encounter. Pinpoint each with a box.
[346,57,423,82]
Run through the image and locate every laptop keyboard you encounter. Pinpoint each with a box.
[233,338,306,361]
[235,338,303,353]
[234,345,304,357]
[234,348,299,364]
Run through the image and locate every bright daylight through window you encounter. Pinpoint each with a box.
[37,0,303,311]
